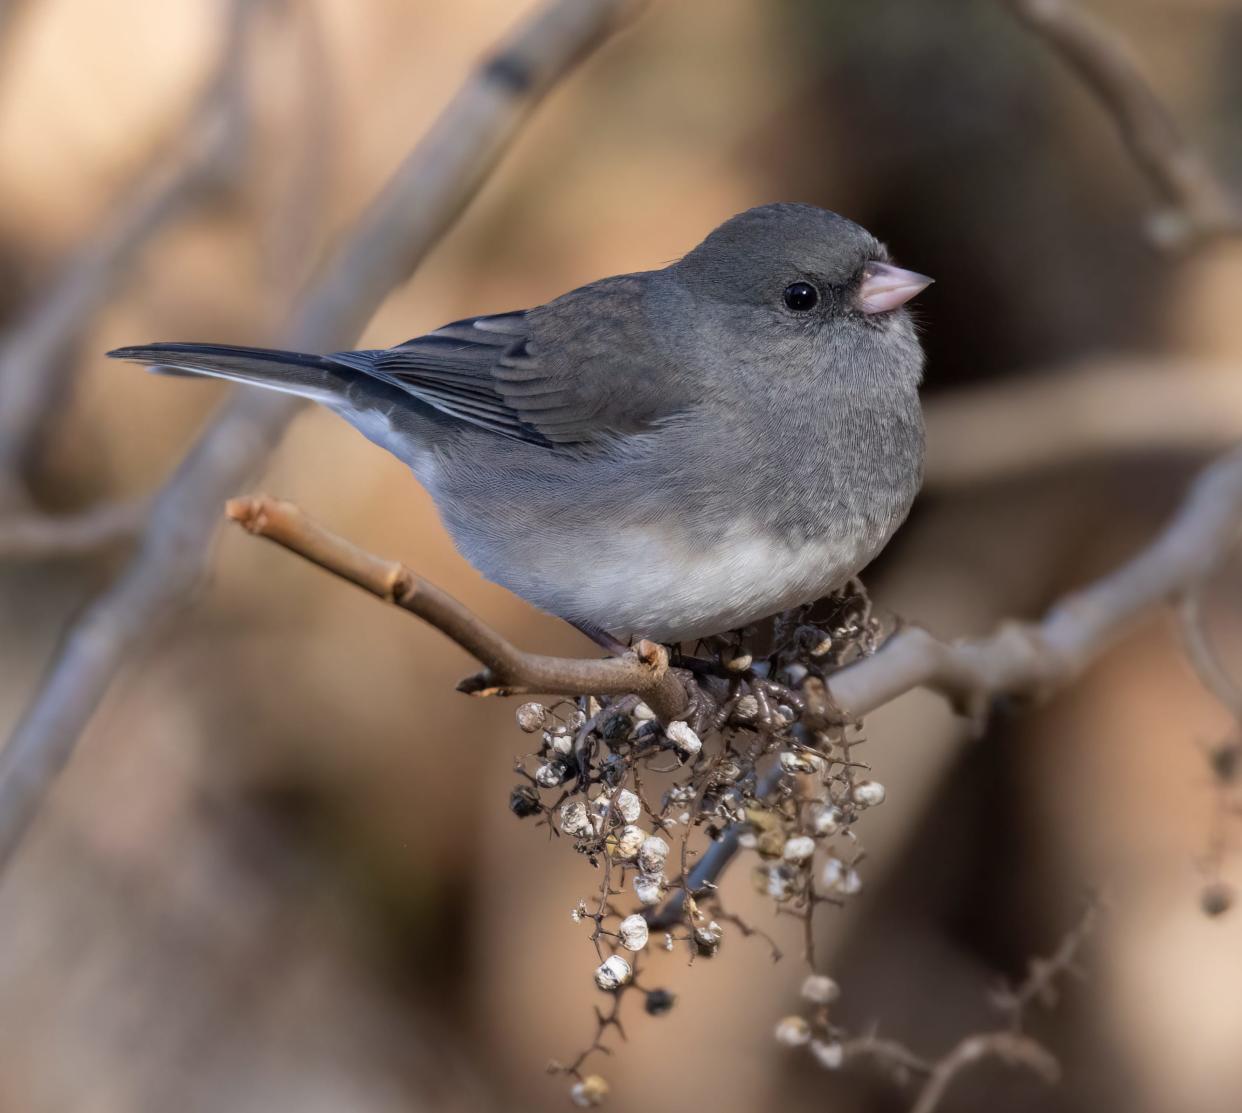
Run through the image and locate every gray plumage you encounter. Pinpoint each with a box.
[110,204,930,643]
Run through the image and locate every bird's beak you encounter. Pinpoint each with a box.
[855,261,934,315]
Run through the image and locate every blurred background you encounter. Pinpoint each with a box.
[1,0,1241,1109]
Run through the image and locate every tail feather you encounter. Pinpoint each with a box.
[107,342,360,404]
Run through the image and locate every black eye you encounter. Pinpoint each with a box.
[783,281,819,312]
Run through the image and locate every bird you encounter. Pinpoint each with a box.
[110,203,931,647]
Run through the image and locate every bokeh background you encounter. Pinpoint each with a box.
[1,0,1241,1110]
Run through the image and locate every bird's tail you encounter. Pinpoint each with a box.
[107,342,356,405]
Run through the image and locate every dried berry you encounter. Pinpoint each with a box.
[509,784,541,818]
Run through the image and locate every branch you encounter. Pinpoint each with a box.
[0,498,147,559]
[923,359,1242,491]
[0,0,639,875]
[0,0,261,486]
[829,443,1242,719]
[1004,0,1242,249]
[225,496,688,721]
[908,1032,1059,1113]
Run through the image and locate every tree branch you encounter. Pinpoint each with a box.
[0,0,262,487]
[1004,0,1242,249]
[0,498,148,559]
[923,359,1242,490]
[0,0,640,875]
[225,495,688,721]
[829,442,1242,719]
[908,1031,1059,1113]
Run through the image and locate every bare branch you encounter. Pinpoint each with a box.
[0,0,261,485]
[992,895,1100,1023]
[923,359,1242,491]
[0,498,147,559]
[829,443,1242,719]
[908,1031,1059,1113]
[225,495,688,720]
[0,0,640,875]
[1004,0,1242,249]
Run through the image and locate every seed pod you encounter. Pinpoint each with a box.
[638,835,670,874]
[801,974,840,1004]
[535,761,568,788]
[731,694,761,723]
[509,785,541,818]
[594,954,631,991]
[633,872,665,906]
[592,787,641,826]
[515,702,547,733]
[782,836,816,864]
[570,1074,610,1107]
[811,803,843,836]
[644,988,676,1016]
[774,1016,811,1047]
[618,914,650,951]
[811,1039,845,1069]
[1202,881,1235,917]
[666,720,702,757]
[613,824,646,861]
[559,801,594,838]
[822,857,862,895]
[851,780,886,808]
[693,921,723,957]
[780,751,822,775]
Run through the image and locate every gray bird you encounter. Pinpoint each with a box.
[110,203,931,646]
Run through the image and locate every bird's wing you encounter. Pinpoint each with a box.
[331,273,681,448]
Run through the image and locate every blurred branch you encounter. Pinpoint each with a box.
[907,1032,1059,1113]
[923,360,1242,490]
[226,495,688,720]
[842,898,1096,1113]
[0,498,147,559]
[260,0,334,300]
[1005,0,1242,249]
[829,443,1242,719]
[0,0,639,875]
[1177,588,1242,719]
[0,0,262,492]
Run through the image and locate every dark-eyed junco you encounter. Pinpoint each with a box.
[111,204,931,644]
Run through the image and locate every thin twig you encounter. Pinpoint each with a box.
[225,495,687,720]
[908,1031,1059,1113]
[0,0,640,876]
[992,895,1100,1024]
[0,0,261,486]
[923,359,1242,491]
[1005,0,1242,249]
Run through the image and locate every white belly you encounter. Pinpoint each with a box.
[514,522,879,643]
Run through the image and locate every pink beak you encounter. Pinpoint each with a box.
[855,261,933,315]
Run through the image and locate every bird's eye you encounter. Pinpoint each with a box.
[782,281,819,312]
